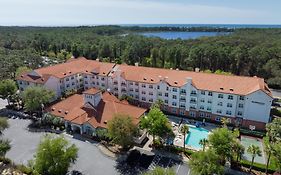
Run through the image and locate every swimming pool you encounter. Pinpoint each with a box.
[185,126,210,150]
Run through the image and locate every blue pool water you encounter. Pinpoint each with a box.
[185,126,210,150]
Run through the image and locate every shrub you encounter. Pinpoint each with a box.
[0,156,12,164]
[16,164,41,175]
[271,108,281,117]
[240,159,276,173]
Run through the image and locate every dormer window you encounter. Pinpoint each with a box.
[143,77,147,81]
[230,88,234,92]
[58,110,62,113]
[220,87,224,90]
[65,111,68,114]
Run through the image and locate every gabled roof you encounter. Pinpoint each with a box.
[17,57,115,83]
[46,90,146,129]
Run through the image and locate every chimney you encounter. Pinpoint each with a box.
[195,68,200,72]
[164,76,168,81]
[135,62,139,67]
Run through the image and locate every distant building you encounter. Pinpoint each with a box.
[17,57,273,130]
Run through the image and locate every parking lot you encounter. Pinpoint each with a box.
[2,117,189,175]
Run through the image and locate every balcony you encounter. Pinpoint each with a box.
[180,91,186,95]
[180,105,186,108]
[190,100,197,104]
[121,88,126,93]
[121,83,126,86]
[180,98,186,102]
[190,93,197,97]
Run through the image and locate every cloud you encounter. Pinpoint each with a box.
[0,0,279,25]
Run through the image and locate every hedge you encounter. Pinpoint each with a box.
[240,159,276,173]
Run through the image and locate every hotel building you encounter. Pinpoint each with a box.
[17,57,273,130]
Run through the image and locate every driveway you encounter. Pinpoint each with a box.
[2,118,189,175]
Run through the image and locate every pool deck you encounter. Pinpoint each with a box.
[169,115,217,151]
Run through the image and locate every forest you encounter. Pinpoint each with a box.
[0,26,280,89]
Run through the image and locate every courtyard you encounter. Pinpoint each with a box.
[2,117,189,175]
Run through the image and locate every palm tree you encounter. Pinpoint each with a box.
[199,138,208,151]
[221,117,229,128]
[232,140,245,162]
[180,124,189,151]
[247,144,262,172]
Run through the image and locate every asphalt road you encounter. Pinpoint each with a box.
[2,118,189,175]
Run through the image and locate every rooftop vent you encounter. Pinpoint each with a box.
[220,87,224,90]
[96,59,100,62]
[176,68,179,71]
[195,67,200,72]
[135,62,139,67]
[230,88,234,91]
[170,68,173,70]
[104,120,107,124]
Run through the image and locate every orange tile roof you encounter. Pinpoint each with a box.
[115,64,272,96]
[46,90,146,129]
[17,57,115,83]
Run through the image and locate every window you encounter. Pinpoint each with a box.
[238,111,243,116]
[141,84,146,88]
[101,77,105,81]
[164,100,168,104]
[215,117,221,122]
[201,91,206,95]
[84,81,89,84]
[207,107,211,111]
[172,108,177,113]
[135,89,139,92]
[66,84,70,88]
[129,88,133,92]
[129,82,133,85]
[208,91,213,96]
[226,110,232,115]
[71,76,74,80]
[157,85,160,89]
[216,109,222,114]
[206,113,211,118]
[172,102,177,106]
[165,93,168,97]
[158,92,162,96]
[191,90,197,95]
[217,102,223,106]
[238,103,244,108]
[190,105,196,109]
[149,85,153,89]
[228,95,233,100]
[218,94,224,99]
[199,106,204,110]
[149,99,153,102]
[180,89,186,94]
[180,110,185,115]
[142,91,146,95]
[97,82,99,85]
[172,88,177,92]
[227,103,232,108]
[166,87,169,91]
[66,78,69,81]
[135,83,139,86]
[149,92,153,96]
[172,95,177,99]
[199,112,205,117]
[101,83,105,87]
[189,111,196,117]
[72,82,75,85]
[141,97,146,101]
[200,98,205,103]
[207,100,212,104]
[92,82,95,85]
[135,95,139,99]
[239,96,245,100]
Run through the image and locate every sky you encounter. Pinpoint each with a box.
[0,0,281,26]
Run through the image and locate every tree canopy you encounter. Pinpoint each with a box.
[0,26,281,88]
[140,106,173,142]
[189,150,224,175]
[0,79,18,105]
[107,114,138,148]
[33,135,78,175]
[22,86,55,112]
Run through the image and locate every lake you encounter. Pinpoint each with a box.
[139,31,228,40]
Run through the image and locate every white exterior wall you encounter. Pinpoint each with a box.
[244,90,272,123]
[44,76,61,98]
